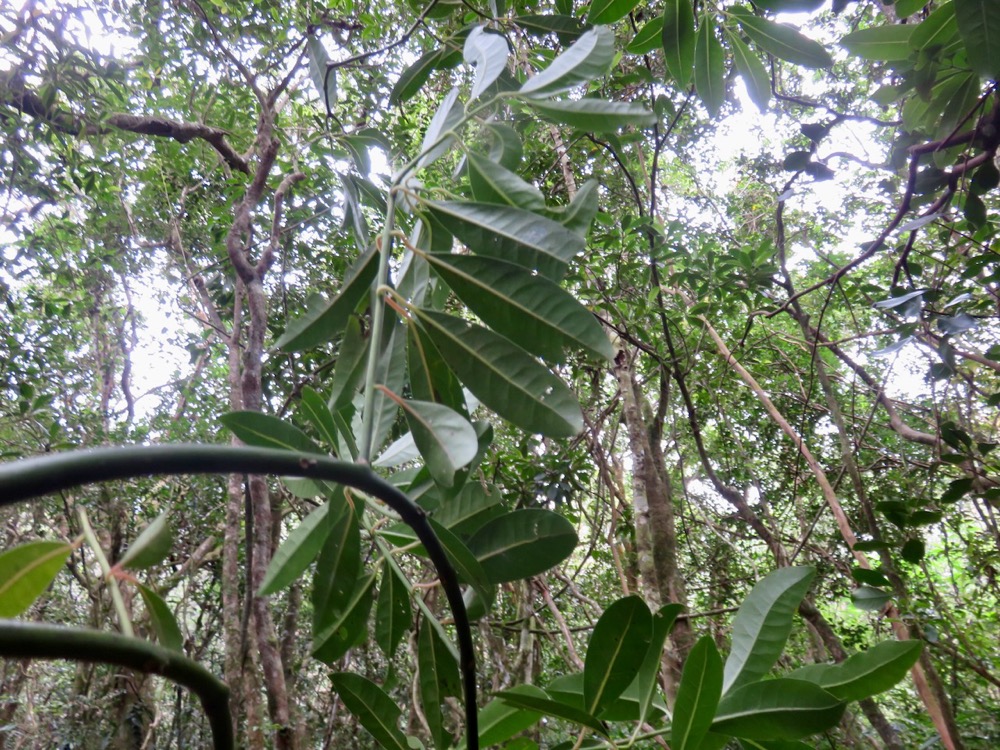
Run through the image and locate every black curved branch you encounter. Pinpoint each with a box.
[0,444,479,750]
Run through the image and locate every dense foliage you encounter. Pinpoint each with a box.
[1,0,999,748]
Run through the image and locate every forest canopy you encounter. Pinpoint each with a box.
[1,0,999,749]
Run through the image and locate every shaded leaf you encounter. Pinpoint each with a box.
[137,583,183,652]
[119,510,172,570]
[375,561,412,659]
[628,16,665,55]
[731,9,833,68]
[727,29,771,110]
[419,620,461,748]
[712,679,845,740]
[312,492,360,634]
[464,684,545,749]
[496,690,609,737]
[955,0,1000,80]
[465,27,510,100]
[393,395,478,487]
[306,35,336,112]
[672,635,723,750]
[0,541,73,617]
[331,673,410,750]
[221,411,324,456]
[467,151,545,210]
[418,87,464,170]
[589,0,641,25]
[841,25,916,61]
[662,0,696,88]
[584,595,652,715]
[723,566,815,695]
[695,14,726,117]
[259,500,332,596]
[423,252,613,363]
[428,518,495,609]
[519,27,615,98]
[515,14,589,43]
[410,308,584,437]
[467,508,577,583]
[524,98,658,132]
[789,640,922,702]
[636,603,684,724]
[851,585,892,611]
[312,570,376,663]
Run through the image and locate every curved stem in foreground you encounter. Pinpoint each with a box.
[0,444,479,750]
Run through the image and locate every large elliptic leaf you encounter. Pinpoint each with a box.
[409,308,584,438]
[840,25,916,61]
[730,9,833,69]
[515,15,590,43]
[298,386,340,452]
[496,690,609,737]
[258,500,332,596]
[956,0,1000,80]
[589,0,641,25]
[672,635,723,750]
[546,671,670,722]
[662,0,696,88]
[462,684,546,749]
[306,34,336,112]
[695,14,726,117]
[312,570,375,663]
[727,29,771,110]
[417,87,464,170]
[559,179,600,236]
[433,482,504,536]
[519,26,615,98]
[467,151,545,210]
[419,620,461,748]
[390,394,478,488]
[465,26,510,100]
[367,320,408,457]
[910,2,959,53]
[485,122,524,170]
[407,322,467,417]
[722,566,815,695]
[330,673,410,750]
[328,317,368,412]
[467,508,577,583]
[375,560,411,659]
[422,199,583,280]
[137,583,183,652]
[711,679,845,740]
[851,585,892,611]
[391,48,456,106]
[428,518,495,609]
[221,411,324,454]
[524,98,658,131]
[583,595,653,715]
[311,493,360,634]
[275,247,377,351]
[422,252,613,363]
[0,541,73,617]
[788,640,922,703]
[119,510,172,570]
[636,603,684,724]
[752,0,823,10]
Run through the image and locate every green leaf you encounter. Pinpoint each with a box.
[467,151,546,210]
[410,308,584,437]
[306,34,336,112]
[312,570,376,663]
[752,0,823,10]
[523,98,658,132]
[727,29,771,110]
[467,508,578,583]
[419,620,461,748]
[367,320,408,456]
[519,27,615,98]
[221,411,324,455]
[628,15,665,54]
[851,585,892,611]
[391,48,455,106]
[840,25,916,61]
[0,541,73,617]
[428,518,495,609]
[722,566,816,695]
[789,641,922,702]
[423,253,613,363]
[119,510,172,570]
[312,492,360,634]
[695,14,726,117]
[956,0,1000,80]
[559,179,600,236]
[910,3,959,52]
[406,322,467,416]
[636,603,684,724]
[515,15,590,43]
[589,0,640,25]
[901,537,926,562]
[422,200,584,280]
[137,583,183,652]
[584,595,653,715]
[394,396,478,487]
[662,0,696,88]
[298,387,340,452]
[672,635,723,750]
[465,27,510,100]
[275,248,378,351]
[375,561,412,659]
[330,673,410,750]
[259,500,332,596]
[433,482,504,536]
[496,690,609,737]
[464,684,545,749]
[730,9,833,68]
[712,679,845,740]
[418,87,464,170]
